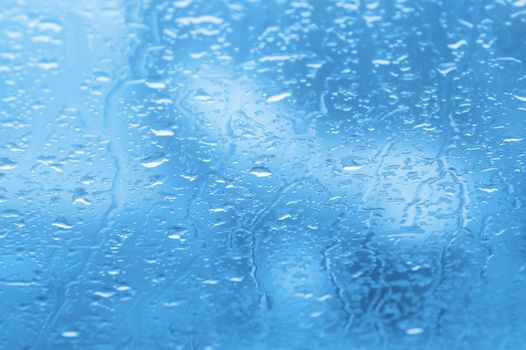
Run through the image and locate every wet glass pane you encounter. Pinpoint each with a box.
[1,0,525,349]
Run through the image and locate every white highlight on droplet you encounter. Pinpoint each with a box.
[151,129,175,137]
[145,81,166,89]
[52,222,73,230]
[176,16,223,25]
[406,328,424,335]
[478,187,498,193]
[249,169,272,177]
[266,92,291,103]
[62,331,79,338]
[343,165,363,171]
[203,280,219,285]
[448,40,468,49]
[141,158,168,168]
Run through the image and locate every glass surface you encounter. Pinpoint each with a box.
[1,0,525,349]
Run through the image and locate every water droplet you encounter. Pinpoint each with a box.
[266,92,291,103]
[203,280,219,285]
[51,221,74,230]
[62,331,79,338]
[176,16,223,26]
[145,81,166,89]
[343,165,363,171]
[141,157,168,168]
[478,187,498,193]
[406,328,424,335]
[151,129,175,137]
[0,158,17,171]
[249,166,272,177]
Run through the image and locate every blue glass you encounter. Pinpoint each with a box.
[1,0,525,349]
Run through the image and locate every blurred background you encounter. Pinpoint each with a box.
[0,0,525,349]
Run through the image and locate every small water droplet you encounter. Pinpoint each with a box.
[62,331,79,338]
[141,158,168,168]
[52,221,74,230]
[343,165,362,171]
[249,166,272,177]
[266,92,291,103]
[406,328,424,335]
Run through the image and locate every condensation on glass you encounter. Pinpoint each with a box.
[0,0,525,349]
